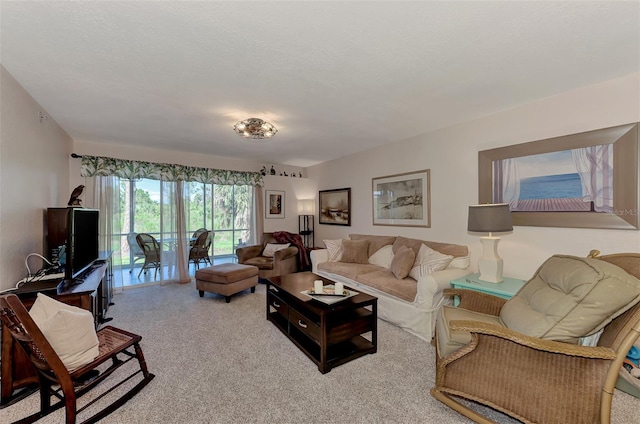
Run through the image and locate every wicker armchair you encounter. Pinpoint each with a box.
[431,252,640,424]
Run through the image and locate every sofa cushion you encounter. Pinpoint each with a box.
[243,256,274,270]
[29,294,99,371]
[390,246,415,279]
[323,239,345,262]
[318,261,383,281]
[357,270,417,302]
[349,234,396,257]
[500,255,640,342]
[262,243,290,258]
[409,244,453,280]
[368,244,394,269]
[392,236,468,258]
[340,239,369,264]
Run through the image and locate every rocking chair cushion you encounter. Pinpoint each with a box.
[29,294,99,371]
[500,255,640,342]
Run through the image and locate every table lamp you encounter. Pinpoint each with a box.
[467,203,513,283]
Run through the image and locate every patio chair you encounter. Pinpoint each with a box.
[0,294,155,424]
[189,230,212,269]
[431,252,640,424]
[126,232,146,274]
[135,233,161,279]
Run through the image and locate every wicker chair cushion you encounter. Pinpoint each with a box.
[29,293,99,371]
[500,255,640,343]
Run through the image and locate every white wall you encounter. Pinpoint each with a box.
[262,174,315,234]
[307,72,640,280]
[0,66,72,290]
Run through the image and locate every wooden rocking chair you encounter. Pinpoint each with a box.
[0,294,155,424]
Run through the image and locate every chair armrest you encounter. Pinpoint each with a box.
[443,288,507,316]
[274,246,298,261]
[450,320,617,360]
[236,244,263,263]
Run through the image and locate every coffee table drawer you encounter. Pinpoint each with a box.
[267,291,289,319]
[289,308,320,342]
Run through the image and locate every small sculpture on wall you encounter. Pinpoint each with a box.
[260,166,267,176]
[270,166,276,175]
[67,185,85,206]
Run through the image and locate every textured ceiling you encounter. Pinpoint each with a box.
[1,1,639,167]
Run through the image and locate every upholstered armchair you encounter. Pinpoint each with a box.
[235,233,299,280]
[431,252,640,424]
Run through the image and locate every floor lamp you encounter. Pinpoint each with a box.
[467,203,513,283]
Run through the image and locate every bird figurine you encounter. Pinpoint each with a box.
[67,185,85,206]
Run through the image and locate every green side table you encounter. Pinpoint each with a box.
[450,273,526,304]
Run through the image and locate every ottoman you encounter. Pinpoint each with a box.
[195,263,259,303]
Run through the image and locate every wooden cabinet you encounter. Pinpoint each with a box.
[46,207,69,262]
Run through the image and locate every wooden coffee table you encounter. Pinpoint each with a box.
[266,272,377,373]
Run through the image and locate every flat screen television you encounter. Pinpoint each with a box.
[64,208,99,282]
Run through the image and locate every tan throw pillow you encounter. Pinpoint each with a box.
[29,294,99,371]
[340,239,369,264]
[409,244,453,280]
[368,244,394,268]
[262,243,290,258]
[324,239,345,262]
[390,246,416,279]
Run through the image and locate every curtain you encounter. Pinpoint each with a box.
[572,145,614,212]
[91,175,125,292]
[493,158,520,210]
[81,155,263,186]
[251,187,264,245]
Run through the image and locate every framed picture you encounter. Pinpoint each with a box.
[265,190,285,219]
[319,188,351,226]
[372,170,430,227]
[478,122,639,230]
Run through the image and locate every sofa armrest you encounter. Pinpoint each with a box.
[274,246,298,261]
[310,249,328,273]
[236,244,263,263]
[415,268,471,307]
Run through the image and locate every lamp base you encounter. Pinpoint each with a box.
[477,236,504,283]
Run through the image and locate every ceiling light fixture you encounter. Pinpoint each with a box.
[233,118,278,139]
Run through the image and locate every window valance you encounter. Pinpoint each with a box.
[80,155,264,186]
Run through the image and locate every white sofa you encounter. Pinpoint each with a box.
[310,234,471,342]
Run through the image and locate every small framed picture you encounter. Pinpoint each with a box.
[265,190,285,219]
[319,188,351,226]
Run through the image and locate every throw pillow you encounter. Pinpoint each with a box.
[340,239,369,264]
[409,244,454,280]
[29,294,99,371]
[390,246,416,279]
[262,243,290,258]
[500,255,640,342]
[324,239,345,262]
[368,244,394,268]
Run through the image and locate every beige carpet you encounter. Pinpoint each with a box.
[3,282,639,423]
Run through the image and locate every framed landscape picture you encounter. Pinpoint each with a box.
[372,169,430,227]
[319,188,351,226]
[265,190,285,219]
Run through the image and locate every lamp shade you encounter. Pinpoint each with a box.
[297,199,315,215]
[468,203,513,233]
